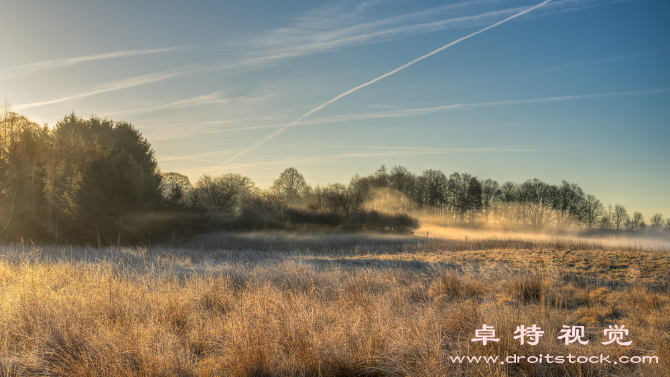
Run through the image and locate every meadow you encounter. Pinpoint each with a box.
[0,233,668,376]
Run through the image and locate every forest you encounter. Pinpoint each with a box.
[1,110,668,245]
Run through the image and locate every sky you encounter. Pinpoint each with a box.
[1,0,669,219]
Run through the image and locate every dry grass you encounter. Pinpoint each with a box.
[0,234,668,376]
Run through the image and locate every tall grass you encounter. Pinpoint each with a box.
[0,236,667,376]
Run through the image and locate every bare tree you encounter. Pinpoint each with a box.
[481,179,500,223]
[554,181,587,227]
[518,179,553,228]
[583,194,604,229]
[271,167,310,201]
[388,166,415,195]
[160,172,192,204]
[649,213,664,230]
[243,190,286,224]
[193,173,256,218]
[445,172,469,220]
[321,183,362,215]
[418,169,447,211]
[613,204,628,231]
[627,211,644,231]
[466,177,483,224]
[598,204,613,230]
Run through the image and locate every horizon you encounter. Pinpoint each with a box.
[2,0,668,219]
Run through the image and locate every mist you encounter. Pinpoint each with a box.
[362,187,670,250]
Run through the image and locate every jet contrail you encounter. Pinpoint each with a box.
[1,47,181,81]
[13,70,182,110]
[220,0,552,167]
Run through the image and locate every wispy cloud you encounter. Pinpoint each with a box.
[13,68,187,110]
[140,120,237,130]
[304,88,670,122]
[145,87,670,142]
[511,47,670,79]
[148,129,231,141]
[144,122,286,141]
[223,0,628,71]
[103,91,228,117]
[218,0,554,166]
[177,144,592,175]
[0,46,182,81]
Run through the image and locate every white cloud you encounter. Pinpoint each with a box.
[219,0,555,166]
[222,0,629,71]
[12,67,194,110]
[0,46,183,81]
[103,92,228,117]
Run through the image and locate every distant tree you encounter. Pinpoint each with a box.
[583,194,604,229]
[371,164,389,187]
[597,215,611,230]
[649,213,664,230]
[613,204,628,231]
[306,185,326,212]
[193,173,256,217]
[598,204,613,230]
[160,172,192,206]
[321,183,363,215]
[517,179,553,228]
[388,165,415,195]
[446,172,471,219]
[271,167,310,201]
[241,190,286,227]
[0,105,50,239]
[498,181,519,225]
[500,182,518,204]
[481,179,500,223]
[627,211,644,231]
[61,119,163,245]
[465,177,483,223]
[553,181,587,227]
[423,169,448,209]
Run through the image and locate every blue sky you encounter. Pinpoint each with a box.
[2,0,669,218]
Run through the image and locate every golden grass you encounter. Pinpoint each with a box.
[0,235,667,376]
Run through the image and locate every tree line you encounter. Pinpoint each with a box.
[0,110,206,245]
[1,110,667,244]
[345,165,669,232]
[171,163,669,235]
[0,111,418,244]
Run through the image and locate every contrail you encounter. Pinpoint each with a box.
[0,47,181,81]
[103,91,227,117]
[13,69,184,110]
[220,0,552,167]
[149,87,670,142]
[306,88,670,122]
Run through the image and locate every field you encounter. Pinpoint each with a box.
[0,233,668,376]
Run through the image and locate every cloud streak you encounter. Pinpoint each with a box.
[13,69,186,110]
[177,144,593,175]
[306,88,670,122]
[225,0,628,72]
[145,87,669,142]
[219,0,553,167]
[103,92,228,117]
[0,47,181,81]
